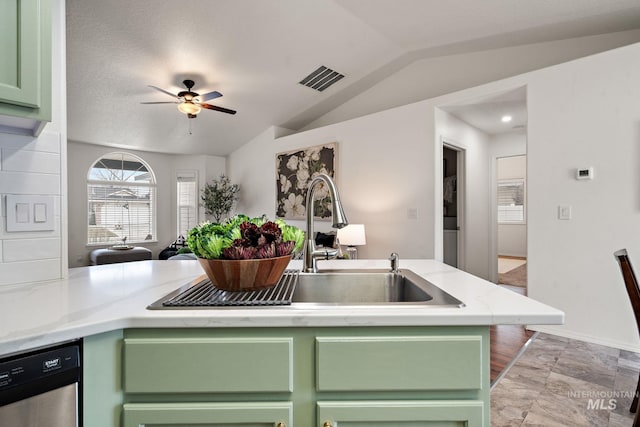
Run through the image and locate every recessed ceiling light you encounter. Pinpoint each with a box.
[501,115,512,123]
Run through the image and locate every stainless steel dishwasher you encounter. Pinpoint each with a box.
[0,341,81,427]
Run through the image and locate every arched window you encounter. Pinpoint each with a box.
[87,152,156,245]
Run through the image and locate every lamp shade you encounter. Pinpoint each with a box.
[337,224,366,246]
[178,101,202,115]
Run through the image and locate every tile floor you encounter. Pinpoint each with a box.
[491,333,639,426]
[498,257,527,274]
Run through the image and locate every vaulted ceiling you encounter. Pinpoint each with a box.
[66,0,640,156]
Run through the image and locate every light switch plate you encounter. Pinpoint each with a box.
[558,205,572,220]
[16,203,30,223]
[6,195,55,232]
[34,203,47,223]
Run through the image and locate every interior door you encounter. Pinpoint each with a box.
[443,143,465,269]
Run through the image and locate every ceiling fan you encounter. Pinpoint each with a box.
[141,79,236,118]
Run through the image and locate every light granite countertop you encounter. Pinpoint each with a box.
[0,259,563,356]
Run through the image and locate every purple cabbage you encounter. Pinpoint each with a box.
[221,221,295,260]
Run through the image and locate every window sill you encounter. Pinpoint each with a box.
[86,241,158,248]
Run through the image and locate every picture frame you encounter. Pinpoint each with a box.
[276,142,337,220]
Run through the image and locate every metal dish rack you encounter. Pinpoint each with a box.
[149,269,299,308]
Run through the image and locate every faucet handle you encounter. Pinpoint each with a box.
[389,252,399,273]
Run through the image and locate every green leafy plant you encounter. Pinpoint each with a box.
[201,175,240,222]
[187,214,305,260]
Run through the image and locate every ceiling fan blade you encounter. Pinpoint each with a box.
[199,90,223,101]
[200,103,237,115]
[148,85,178,98]
[140,101,179,104]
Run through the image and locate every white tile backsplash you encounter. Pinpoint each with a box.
[0,259,62,286]
[0,132,60,153]
[0,130,63,284]
[2,238,61,262]
[0,171,61,195]
[1,149,61,174]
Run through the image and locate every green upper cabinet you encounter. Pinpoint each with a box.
[0,0,52,135]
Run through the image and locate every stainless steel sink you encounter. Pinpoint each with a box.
[291,269,464,307]
[147,268,464,309]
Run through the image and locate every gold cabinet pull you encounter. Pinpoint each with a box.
[323,422,333,427]
[277,423,285,427]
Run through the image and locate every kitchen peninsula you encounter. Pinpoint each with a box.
[0,259,563,426]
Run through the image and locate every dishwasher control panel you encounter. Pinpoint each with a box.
[0,345,80,392]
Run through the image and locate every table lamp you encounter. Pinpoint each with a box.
[337,224,366,259]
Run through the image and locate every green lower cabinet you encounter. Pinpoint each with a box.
[108,326,490,427]
[317,400,484,427]
[122,401,293,427]
[83,330,124,427]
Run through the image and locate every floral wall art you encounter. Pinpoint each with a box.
[276,142,337,220]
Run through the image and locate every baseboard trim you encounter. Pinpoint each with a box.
[498,255,527,260]
[527,325,640,352]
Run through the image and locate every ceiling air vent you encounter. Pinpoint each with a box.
[299,66,345,92]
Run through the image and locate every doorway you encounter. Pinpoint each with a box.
[496,155,527,290]
[443,144,464,268]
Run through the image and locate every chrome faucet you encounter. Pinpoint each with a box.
[389,252,400,273]
[303,173,348,273]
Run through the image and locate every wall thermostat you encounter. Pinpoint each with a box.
[576,167,594,180]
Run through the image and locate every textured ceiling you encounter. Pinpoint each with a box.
[66,0,640,156]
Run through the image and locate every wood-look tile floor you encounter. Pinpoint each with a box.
[490,284,534,384]
[491,333,639,426]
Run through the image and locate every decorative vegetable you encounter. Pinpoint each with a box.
[187,214,305,260]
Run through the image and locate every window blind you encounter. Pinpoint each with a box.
[177,171,198,238]
[87,153,156,244]
[497,179,525,223]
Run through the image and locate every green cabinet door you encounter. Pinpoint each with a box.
[317,400,485,427]
[122,402,293,427]
[123,336,294,393]
[316,335,482,391]
[0,0,52,132]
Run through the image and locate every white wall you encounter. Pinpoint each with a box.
[0,0,67,286]
[230,105,436,260]
[305,29,640,130]
[526,43,640,351]
[231,106,494,280]
[67,141,225,267]
[497,154,527,258]
[231,42,640,351]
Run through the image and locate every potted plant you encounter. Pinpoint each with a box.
[186,214,305,291]
[201,174,240,222]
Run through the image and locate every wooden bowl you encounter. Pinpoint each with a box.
[197,255,292,292]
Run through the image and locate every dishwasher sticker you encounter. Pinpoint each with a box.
[43,357,61,372]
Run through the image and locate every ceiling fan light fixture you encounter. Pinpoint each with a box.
[178,101,201,116]
[144,80,234,117]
